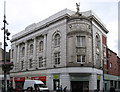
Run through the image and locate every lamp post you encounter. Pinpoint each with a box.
[2,1,10,92]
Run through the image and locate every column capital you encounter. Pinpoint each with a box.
[23,40,28,43]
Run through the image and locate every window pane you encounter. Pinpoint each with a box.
[54,52,60,64]
[77,36,85,47]
[77,55,81,62]
[82,37,85,47]
[82,55,85,62]
[39,57,43,67]
[77,55,86,63]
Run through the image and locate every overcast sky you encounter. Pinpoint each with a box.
[0,0,119,55]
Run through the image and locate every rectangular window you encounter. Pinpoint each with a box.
[21,61,24,70]
[39,57,43,67]
[110,63,112,68]
[77,55,85,63]
[77,36,85,47]
[29,59,32,68]
[104,45,106,57]
[54,52,60,64]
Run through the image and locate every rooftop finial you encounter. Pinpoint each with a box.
[76,3,80,13]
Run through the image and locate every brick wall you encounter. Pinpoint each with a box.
[108,49,119,76]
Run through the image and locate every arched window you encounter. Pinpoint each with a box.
[54,34,60,46]
[30,44,33,54]
[95,34,101,63]
[39,41,43,51]
[22,47,25,56]
[96,35,100,49]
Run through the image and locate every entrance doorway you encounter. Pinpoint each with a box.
[53,79,59,91]
[71,81,89,92]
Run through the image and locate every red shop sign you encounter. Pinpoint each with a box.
[14,77,25,81]
[31,76,46,81]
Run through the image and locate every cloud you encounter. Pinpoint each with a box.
[107,21,118,54]
[0,0,118,53]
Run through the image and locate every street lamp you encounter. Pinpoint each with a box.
[1,1,11,92]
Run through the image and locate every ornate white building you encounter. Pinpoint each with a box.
[10,8,108,91]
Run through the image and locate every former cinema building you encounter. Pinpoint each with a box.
[10,8,108,91]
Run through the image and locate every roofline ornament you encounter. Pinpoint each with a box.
[76,3,80,13]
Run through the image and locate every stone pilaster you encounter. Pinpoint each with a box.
[24,41,28,70]
[33,37,37,68]
[43,34,47,67]
[17,44,20,70]
[89,73,97,91]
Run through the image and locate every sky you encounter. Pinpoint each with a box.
[0,0,119,55]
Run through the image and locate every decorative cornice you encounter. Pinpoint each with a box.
[88,15,109,34]
[11,14,70,42]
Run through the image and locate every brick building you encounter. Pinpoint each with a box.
[104,48,120,91]
[10,8,109,91]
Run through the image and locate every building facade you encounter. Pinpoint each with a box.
[104,48,120,92]
[10,9,108,91]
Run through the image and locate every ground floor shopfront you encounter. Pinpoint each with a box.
[10,70,47,90]
[10,67,103,92]
[46,67,103,92]
[104,74,120,92]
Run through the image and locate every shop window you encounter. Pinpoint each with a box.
[110,80,113,87]
[54,52,60,64]
[77,36,85,47]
